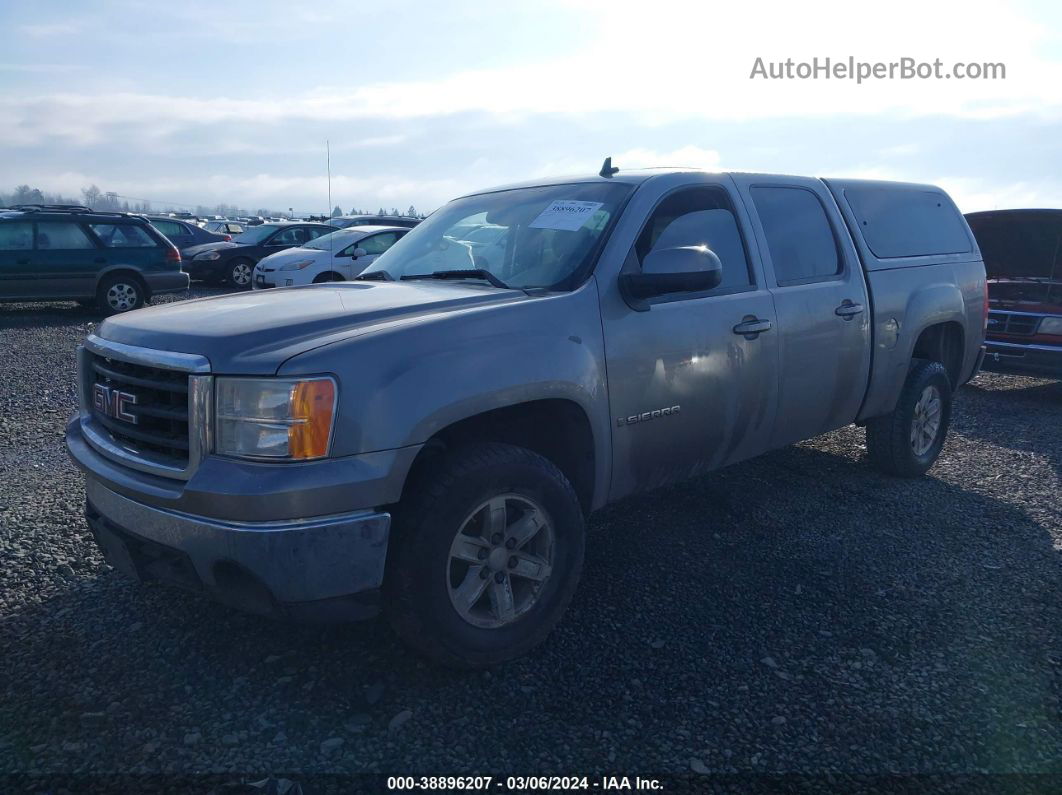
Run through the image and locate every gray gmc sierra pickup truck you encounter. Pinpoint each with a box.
[66,167,987,667]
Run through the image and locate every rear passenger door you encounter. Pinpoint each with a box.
[32,220,102,299]
[152,219,194,251]
[733,176,871,447]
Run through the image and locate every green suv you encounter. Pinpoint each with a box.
[0,205,188,314]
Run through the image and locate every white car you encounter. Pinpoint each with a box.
[252,225,408,289]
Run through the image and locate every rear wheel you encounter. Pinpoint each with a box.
[96,274,146,315]
[866,359,952,477]
[228,259,253,289]
[385,443,585,668]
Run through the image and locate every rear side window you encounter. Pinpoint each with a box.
[752,187,840,284]
[635,187,753,293]
[89,223,158,248]
[0,222,33,250]
[152,220,185,236]
[845,187,971,259]
[37,222,96,250]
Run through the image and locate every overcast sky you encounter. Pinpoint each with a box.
[2,0,1061,214]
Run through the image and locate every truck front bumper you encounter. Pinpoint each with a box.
[84,477,390,621]
[982,340,1062,378]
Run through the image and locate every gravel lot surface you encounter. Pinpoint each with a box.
[1,288,1059,789]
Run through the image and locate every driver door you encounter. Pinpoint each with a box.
[599,177,780,500]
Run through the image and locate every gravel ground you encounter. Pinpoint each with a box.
[0,289,1060,789]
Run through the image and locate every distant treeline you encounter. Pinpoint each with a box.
[2,184,425,219]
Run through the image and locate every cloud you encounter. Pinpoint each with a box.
[4,0,1060,149]
[18,22,82,36]
[0,63,84,73]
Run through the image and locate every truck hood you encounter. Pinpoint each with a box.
[97,281,529,373]
[988,278,1062,315]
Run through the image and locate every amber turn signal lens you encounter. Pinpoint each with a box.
[288,379,335,459]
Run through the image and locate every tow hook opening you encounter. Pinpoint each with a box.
[211,561,276,616]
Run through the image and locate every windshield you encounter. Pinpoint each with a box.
[304,229,360,251]
[361,182,632,289]
[232,224,282,244]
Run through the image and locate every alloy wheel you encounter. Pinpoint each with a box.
[910,384,942,456]
[231,262,252,286]
[446,494,554,629]
[106,283,138,312]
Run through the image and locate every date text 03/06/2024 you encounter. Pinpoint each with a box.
[386,775,664,791]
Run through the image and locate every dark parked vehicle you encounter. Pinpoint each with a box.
[965,209,1062,377]
[203,220,246,237]
[147,216,229,256]
[182,222,337,288]
[0,205,186,314]
[330,214,421,230]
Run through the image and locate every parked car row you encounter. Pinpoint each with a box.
[0,194,1058,382]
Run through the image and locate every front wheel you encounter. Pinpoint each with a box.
[866,359,952,478]
[385,443,585,668]
[228,259,254,289]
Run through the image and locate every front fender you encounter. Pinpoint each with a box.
[278,282,612,506]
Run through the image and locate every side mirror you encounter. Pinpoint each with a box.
[620,245,723,309]
[350,247,368,259]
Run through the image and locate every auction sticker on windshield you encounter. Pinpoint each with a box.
[529,200,604,231]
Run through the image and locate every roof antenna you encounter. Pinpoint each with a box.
[599,156,619,178]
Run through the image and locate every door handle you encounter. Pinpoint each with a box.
[835,301,864,319]
[732,317,772,337]
[94,257,107,264]
[16,258,30,265]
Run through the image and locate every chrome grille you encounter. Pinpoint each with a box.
[78,335,212,480]
[87,353,191,465]
[987,311,1041,336]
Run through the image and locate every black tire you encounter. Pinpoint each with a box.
[228,258,254,289]
[312,271,344,283]
[385,442,585,668]
[866,359,952,478]
[96,274,146,316]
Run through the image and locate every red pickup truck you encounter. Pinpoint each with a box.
[965,209,1062,378]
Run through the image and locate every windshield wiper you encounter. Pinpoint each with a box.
[400,269,509,289]
[355,270,394,282]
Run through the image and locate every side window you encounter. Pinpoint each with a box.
[634,187,753,293]
[152,220,183,237]
[270,227,308,245]
[36,222,95,250]
[358,232,399,255]
[0,222,33,250]
[751,187,840,284]
[305,227,329,241]
[845,188,971,259]
[89,224,158,248]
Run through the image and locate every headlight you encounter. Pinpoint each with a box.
[1039,316,1062,335]
[195,251,221,261]
[215,377,336,460]
[279,259,315,271]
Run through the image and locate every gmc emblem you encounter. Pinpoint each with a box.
[93,383,138,424]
